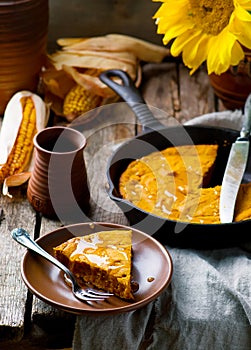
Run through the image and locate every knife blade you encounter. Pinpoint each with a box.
[219,94,251,223]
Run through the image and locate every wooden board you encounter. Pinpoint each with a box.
[0,61,227,348]
[0,187,36,342]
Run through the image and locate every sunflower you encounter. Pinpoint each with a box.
[153,0,251,75]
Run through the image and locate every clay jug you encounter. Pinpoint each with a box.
[27,126,90,222]
[0,0,48,114]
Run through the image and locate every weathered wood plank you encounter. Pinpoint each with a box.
[28,217,75,349]
[30,298,76,349]
[27,215,72,346]
[142,62,179,126]
[0,186,36,342]
[83,101,136,224]
[177,64,217,122]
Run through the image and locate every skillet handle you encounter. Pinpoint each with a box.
[99,69,163,131]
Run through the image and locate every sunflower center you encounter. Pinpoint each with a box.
[188,0,234,36]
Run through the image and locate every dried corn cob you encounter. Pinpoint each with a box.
[63,84,102,120]
[0,97,37,183]
[0,91,49,195]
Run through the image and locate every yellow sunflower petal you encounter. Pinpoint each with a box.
[182,34,210,74]
[237,0,251,11]
[171,30,202,57]
[153,0,192,43]
[153,0,189,18]
[234,3,251,20]
[230,41,245,66]
[171,30,210,74]
[207,37,230,75]
[207,30,244,75]
[218,29,235,62]
[229,5,251,48]
[153,2,168,20]
[162,19,194,44]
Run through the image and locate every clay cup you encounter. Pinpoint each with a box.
[27,126,90,221]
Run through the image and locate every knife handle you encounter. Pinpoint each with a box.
[240,93,251,139]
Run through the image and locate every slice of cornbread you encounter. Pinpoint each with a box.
[53,230,134,300]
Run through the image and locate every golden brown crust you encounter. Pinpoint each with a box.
[119,144,251,224]
[54,230,134,300]
[119,145,219,223]
[235,183,251,222]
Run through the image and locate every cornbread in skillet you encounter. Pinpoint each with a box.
[179,183,251,223]
[119,144,219,223]
[176,186,221,224]
[234,183,251,222]
[53,230,134,300]
[119,144,251,223]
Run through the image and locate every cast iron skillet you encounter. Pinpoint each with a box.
[99,69,251,249]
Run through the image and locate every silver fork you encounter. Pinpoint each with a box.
[11,228,113,302]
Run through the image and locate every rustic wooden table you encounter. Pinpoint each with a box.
[0,61,227,349]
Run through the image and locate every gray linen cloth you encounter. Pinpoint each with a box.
[73,110,251,350]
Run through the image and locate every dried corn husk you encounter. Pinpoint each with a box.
[0,91,49,196]
[41,34,170,121]
[57,34,169,62]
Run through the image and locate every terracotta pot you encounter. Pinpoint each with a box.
[209,50,251,110]
[0,0,48,115]
[27,127,90,221]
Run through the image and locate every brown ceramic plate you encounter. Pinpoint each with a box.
[21,222,173,315]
